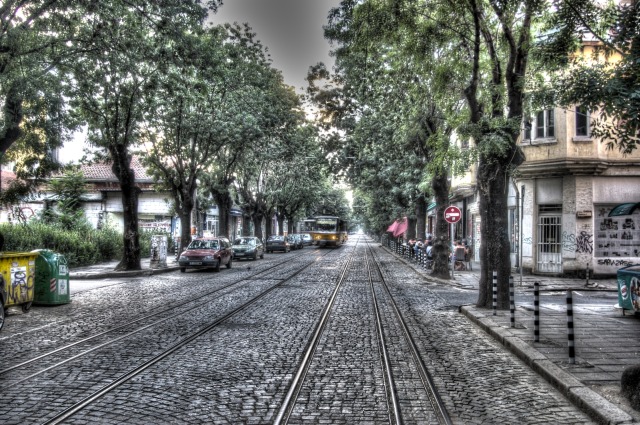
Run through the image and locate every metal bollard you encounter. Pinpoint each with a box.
[509,275,515,328]
[534,281,540,343]
[492,271,497,316]
[567,289,575,364]
[585,262,590,287]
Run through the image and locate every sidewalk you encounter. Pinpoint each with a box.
[395,251,640,424]
[69,258,180,279]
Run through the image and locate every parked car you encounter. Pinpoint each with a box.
[178,237,233,272]
[232,237,264,261]
[289,234,304,250]
[266,235,290,253]
[300,233,312,246]
[286,234,299,250]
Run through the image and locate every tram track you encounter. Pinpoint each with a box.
[367,240,452,425]
[0,257,296,381]
[0,248,343,425]
[274,237,452,425]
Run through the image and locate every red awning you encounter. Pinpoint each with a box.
[387,217,408,237]
[387,221,398,233]
[393,218,408,237]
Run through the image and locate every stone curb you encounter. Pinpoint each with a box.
[70,266,180,280]
[460,305,636,425]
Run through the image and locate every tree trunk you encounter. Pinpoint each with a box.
[431,171,451,279]
[111,149,141,271]
[476,159,512,309]
[288,218,295,234]
[277,215,285,235]
[253,215,264,240]
[178,209,193,255]
[265,213,273,238]
[416,195,427,241]
[215,193,231,238]
[242,215,251,236]
[407,216,417,240]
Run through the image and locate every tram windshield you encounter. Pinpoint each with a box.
[315,218,338,232]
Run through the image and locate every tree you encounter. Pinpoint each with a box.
[0,1,88,203]
[318,1,469,277]
[62,1,215,270]
[322,0,548,307]
[44,170,90,230]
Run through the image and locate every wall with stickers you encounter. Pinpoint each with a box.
[594,205,640,270]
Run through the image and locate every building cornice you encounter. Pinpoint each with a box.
[516,158,640,178]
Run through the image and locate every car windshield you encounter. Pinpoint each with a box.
[234,238,254,245]
[188,240,219,250]
[268,236,283,241]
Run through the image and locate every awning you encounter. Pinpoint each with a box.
[387,217,408,237]
[608,202,640,217]
[393,219,408,237]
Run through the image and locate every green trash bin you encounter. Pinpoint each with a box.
[617,264,640,313]
[33,250,70,305]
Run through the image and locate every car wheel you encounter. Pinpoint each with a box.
[21,301,32,313]
[253,252,257,261]
[215,261,221,272]
[226,257,232,269]
[180,267,186,273]
[260,251,264,259]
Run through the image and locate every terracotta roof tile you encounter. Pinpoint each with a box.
[80,156,153,182]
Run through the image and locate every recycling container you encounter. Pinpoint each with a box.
[0,252,38,312]
[617,264,640,313]
[32,250,70,305]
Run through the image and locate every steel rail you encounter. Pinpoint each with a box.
[367,241,453,425]
[272,241,359,425]
[365,245,403,425]
[0,254,306,379]
[38,248,336,425]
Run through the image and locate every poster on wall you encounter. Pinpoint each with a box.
[595,205,640,268]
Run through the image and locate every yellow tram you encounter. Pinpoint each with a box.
[308,216,348,247]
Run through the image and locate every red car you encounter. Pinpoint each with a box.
[178,237,233,272]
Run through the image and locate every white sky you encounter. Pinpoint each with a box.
[209,0,340,93]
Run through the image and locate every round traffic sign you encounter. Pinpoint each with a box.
[444,205,462,224]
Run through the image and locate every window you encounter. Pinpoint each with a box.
[523,109,555,142]
[575,105,590,137]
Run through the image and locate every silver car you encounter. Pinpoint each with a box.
[232,237,264,261]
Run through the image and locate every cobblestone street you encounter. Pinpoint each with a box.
[0,236,623,424]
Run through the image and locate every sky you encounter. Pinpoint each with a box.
[209,0,341,93]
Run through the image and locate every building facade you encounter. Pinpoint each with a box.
[515,103,640,276]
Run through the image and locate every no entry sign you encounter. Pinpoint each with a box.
[444,206,462,224]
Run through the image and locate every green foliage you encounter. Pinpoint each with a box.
[43,169,91,230]
[0,223,169,267]
[0,223,122,267]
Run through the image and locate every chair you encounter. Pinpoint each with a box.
[454,247,467,271]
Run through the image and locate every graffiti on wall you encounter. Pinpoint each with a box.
[594,206,640,260]
[597,259,634,267]
[561,231,576,252]
[575,231,593,254]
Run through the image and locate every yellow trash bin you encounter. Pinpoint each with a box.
[0,252,38,313]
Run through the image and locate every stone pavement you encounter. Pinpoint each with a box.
[395,253,640,425]
[68,255,640,424]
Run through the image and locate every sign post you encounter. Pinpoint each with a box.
[444,206,462,278]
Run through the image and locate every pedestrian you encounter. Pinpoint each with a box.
[414,239,423,258]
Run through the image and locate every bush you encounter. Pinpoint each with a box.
[0,223,124,267]
[0,223,174,267]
